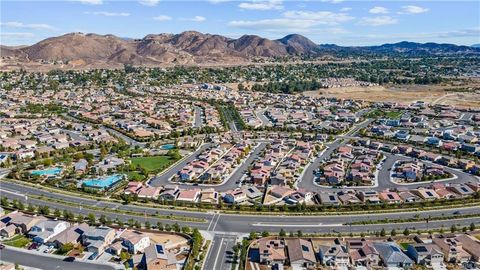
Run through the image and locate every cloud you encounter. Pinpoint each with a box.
[179,16,206,22]
[369,6,388,14]
[139,0,160,6]
[1,32,35,38]
[153,15,172,21]
[283,11,354,25]
[72,0,102,5]
[84,11,130,16]
[320,0,344,3]
[340,7,351,12]
[229,10,353,33]
[238,0,283,11]
[359,16,398,26]
[399,5,429,14]
[0,21,56,31]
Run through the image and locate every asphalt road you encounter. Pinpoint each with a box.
[255,109,272,126]
[203,234,238,270]
[1,181,479,234]
[193,105,203,128]
[0,246,121,270]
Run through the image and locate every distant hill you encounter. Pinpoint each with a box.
[1,31,479,69]
[471,44,480,48]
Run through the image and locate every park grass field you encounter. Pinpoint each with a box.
[131,156,175,172]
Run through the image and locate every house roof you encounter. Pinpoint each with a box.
[286,238,316,263]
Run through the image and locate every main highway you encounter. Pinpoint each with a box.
[1,180,479,234]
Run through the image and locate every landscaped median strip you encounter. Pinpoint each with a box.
[346,213,480,225]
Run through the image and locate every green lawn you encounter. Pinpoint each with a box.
[399,242,412,250]
[366,109,402,119]
[131,156,175,172]
[127,171,146,181]
[3,235,31,248]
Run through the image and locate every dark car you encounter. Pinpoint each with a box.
[63,257,76,262]
[0,244,5,250]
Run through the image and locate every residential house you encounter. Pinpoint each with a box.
[29,220,70,244]
[374,241,413,268]
[287,238,317,268]
[142,244,177,270]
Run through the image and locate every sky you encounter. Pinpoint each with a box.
[1,0,479,46]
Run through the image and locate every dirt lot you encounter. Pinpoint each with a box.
[303,84,480,108]
[145,232,189,247]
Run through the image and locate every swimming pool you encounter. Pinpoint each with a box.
[81,174,123,189]
[160,144,175,150]
[31,167,62,176]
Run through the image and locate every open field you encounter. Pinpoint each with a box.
[303,84,480,108]
[130,156,175,172]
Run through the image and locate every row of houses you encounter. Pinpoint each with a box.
[0,211,188,270]
[251,233,480,269]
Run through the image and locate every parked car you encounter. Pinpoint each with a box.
[63,257,76,262]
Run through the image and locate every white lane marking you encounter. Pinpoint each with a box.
[212,238,224,270]
[0,188,24,196]
[211,214,221,231]
[207,213,217,231]
[251,223,343,227]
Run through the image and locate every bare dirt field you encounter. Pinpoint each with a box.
[303,84,480,108]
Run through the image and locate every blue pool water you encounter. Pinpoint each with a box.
[31,167,62,176]
[160,144,175,150]
[82,174,122,189]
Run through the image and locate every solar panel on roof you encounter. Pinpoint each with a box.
[414,246,428,252]
[156,245,164,254]
[1,217,11,223]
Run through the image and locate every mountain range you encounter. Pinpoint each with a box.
[1,31,479,69]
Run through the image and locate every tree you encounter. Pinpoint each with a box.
[0,197,9,207]
[157,222,164,231]
[182,226,190,234]
[172,223,180,232]
[390,229,397,236]
[87,213,96,225]
[57,243,74,255]
[297,230,303,237]
[261,231,269,237]
[279,229,286,237]
[403,228,410,236]
[450,225,457,233]
[145,221,151,229]
[99,214,107,225]
[380,228,386,237]
[27,204,36,213]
